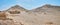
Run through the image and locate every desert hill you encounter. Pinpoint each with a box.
[0,4,60,25]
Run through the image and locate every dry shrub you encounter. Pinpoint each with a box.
[46,22,53,24]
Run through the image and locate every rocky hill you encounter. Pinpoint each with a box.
[0,4,60,25]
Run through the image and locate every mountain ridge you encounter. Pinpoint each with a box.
[0,4,60,11]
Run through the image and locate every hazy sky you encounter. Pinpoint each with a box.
[0,0,60,11]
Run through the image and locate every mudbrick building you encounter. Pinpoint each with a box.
[0,4,60,25]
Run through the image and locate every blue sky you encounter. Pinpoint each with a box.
[0,0,60,11]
